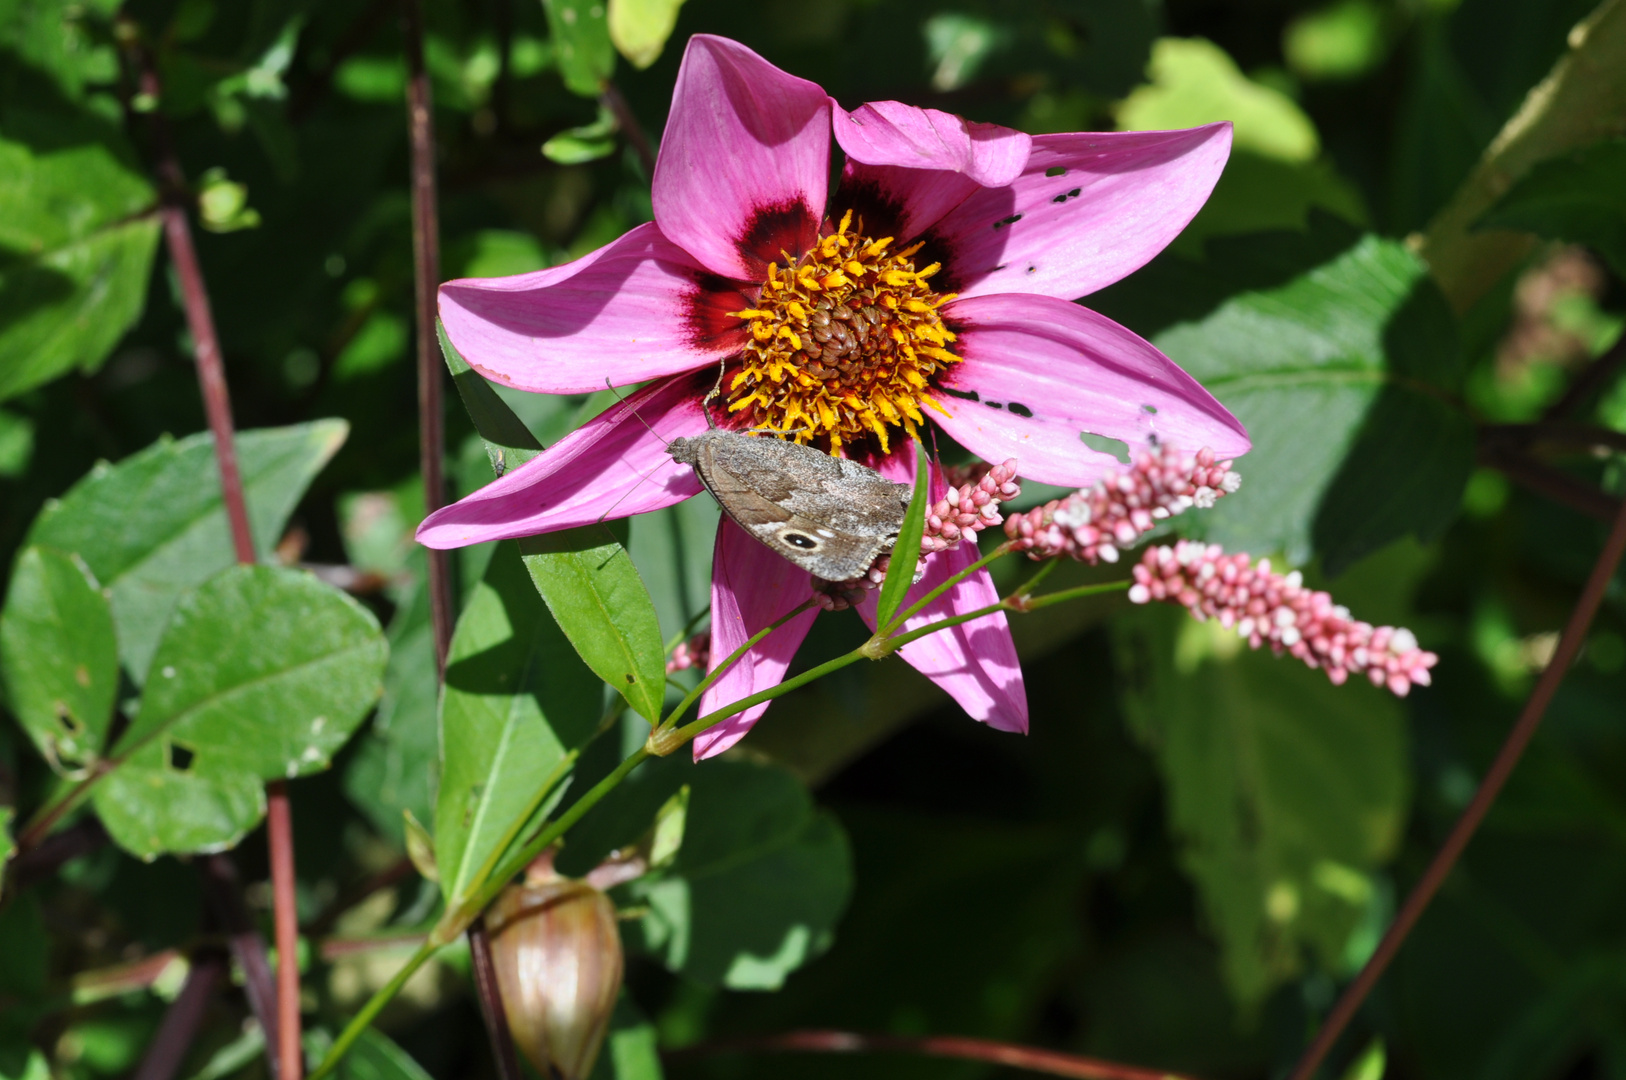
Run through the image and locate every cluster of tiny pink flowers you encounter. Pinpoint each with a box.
[811,458,1022,612]
[1129,541,1439,696]
[667,632,711,673]
[1004,445,1240,564]
[923,458,1021,554]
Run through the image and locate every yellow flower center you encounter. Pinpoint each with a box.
[724,210,961,456]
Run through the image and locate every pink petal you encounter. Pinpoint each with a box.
[858,461,1027,733]
[416,375,708,549]
[930,292,1249,487]
[833,100,1031,185]
[929,124,1233,300]
[693,519,820,760]
[652,35,831,281]
[837,162,981,251]
[438,222,746,395]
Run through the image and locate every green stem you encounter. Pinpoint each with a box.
[885,542,1014,634]
[1016,578,1130,612]
[663,604,713,655]
[657,600,815,734]
[308,938,440,1080]
[671,647,870,744]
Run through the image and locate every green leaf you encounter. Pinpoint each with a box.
[440,319,544,475]
[0,114,161,402]
[343,573,439,846]
[520,525,666,723]
[435,543,604,905]
[0,806,12,892]
[617,758,854,990]
[29,421,350,682]
[541,0,616,97]
[1475,138,1626,279]
[875,442,930,629]
[338,1029,436,1080]
[607,0,686,69]
[588,997,664,1080]
[91,565,387,859]
[1150,229,1472,572]
[542,104,619,165]
[1116,37,1320,163]
[1115,605,1411,1007]
[0,546,118,773]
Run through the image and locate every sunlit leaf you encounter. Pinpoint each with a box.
[541,0,616,97]
[435,543,604,904]
[607,0,687,69]
[91,565,387,858]
[28,421,349,682]
[875,442,930,629]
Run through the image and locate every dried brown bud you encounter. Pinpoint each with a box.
[486,856,624,1080]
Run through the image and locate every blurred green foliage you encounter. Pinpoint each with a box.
[0,0,1624,1079]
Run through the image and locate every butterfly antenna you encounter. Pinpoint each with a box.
[604,379,665,442]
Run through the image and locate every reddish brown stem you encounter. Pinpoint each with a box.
[131,949,229,1080]
[402,0,454,672]
[125,26,302,1078]
[670,1030,1200,1080]
[601,81,656,178]
[1287,494,1626,1080]
[201,854,282,1078]
[267,784,303,1080]
[468,917,526,1080]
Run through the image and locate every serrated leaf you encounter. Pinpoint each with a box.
[29,421,349,682]
[436,543,604,905]
[1115,605,1410,1007]
[91,565,387,859]
[541,0,616,97]
[440,319,544,475]
[1475,138,1626,279]
[0,546,118,773]
[607,0,686,69]
[1151,230,1471,572]
[876,442,930,629]
[520,526,666,722]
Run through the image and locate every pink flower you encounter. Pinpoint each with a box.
[415,34,1250,757]
[1129,541,1439,696]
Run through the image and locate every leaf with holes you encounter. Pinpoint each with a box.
[435,543,604,906]
[0,546,118,775]
[90,565,386,859]
[28,421,349,683]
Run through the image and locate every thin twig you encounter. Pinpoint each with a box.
[402,0,455,672]
[9,817,107,890]
[600,81,657,177]
[266,785,303,1080]
[201,855,282,1079]
[400,5,519,1079]
[1478,441,1623,522]
[124,25,305,1078]
[468,918,526,1080]
[303,857,416,937]
[1481,421,1626,455]
[1542,328,1626,421]
[668,1030,1200,1080]
[131,949,229,1080]
[1287,494,1626,1080]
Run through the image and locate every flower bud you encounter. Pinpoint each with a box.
[486,857,624,1080]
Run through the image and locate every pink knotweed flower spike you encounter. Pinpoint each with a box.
[667,633,711,674]
[1005,444,1241,563]
[1129,541,1439,696]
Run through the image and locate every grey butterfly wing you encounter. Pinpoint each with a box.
[697,436,909,580]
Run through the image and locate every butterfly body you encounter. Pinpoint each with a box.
[668,431,911,581]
